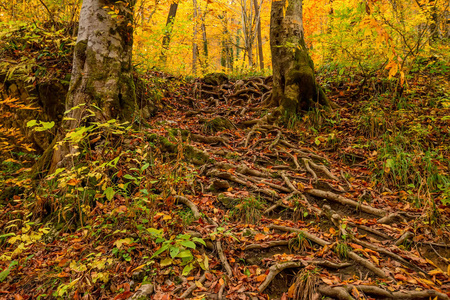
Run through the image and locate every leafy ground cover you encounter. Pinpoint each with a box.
[1,64,450,300]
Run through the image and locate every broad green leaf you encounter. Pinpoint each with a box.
[169,246,180,258]
[176,250,193,259]
[124,174,136,180]
[160,258,173,267]
[147,228,162,237]
[26,120,37,127]
[180,241,196,249]
[182,263,194,276]
[104,187,115,201]
[151,244,170,258]
[192,237,206,246]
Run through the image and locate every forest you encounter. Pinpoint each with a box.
[0,0,449,299]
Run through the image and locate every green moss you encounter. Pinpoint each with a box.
[203,117,234,134]
[118,73,137,121]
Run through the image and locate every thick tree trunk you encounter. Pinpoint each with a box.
[270,0,329,115]
[48,0,136,172]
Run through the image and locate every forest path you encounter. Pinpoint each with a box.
[141,74,450,300]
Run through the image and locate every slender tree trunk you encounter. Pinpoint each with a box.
[220,11,233,71]
[198,5,209,72]
[270,0,329,115]
[160,1,179,64]
[253,0,264,70]
[47,0,136,172]
[192,0,198,75]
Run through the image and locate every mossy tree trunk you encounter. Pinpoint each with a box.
[269,0,330,115]
[48,0,136,172]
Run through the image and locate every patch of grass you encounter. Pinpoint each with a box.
[357,102,389,138]
[229,196,265,224]
[372,133,450,206]
[334,242,349,259]
[289,232,311,252]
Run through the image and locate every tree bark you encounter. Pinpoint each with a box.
[269,0,329,115]
[48,0,136,172]
[192,0,198,75]
[253,0,264,70]
[160,1,179,64]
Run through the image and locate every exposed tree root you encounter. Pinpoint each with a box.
[216,240,233,277]
[244,240,289,250]
[180,272,207,298]
[258,261,305,292]
[175,195,201,219]
[143,83,450,299]
[319,284,450,300]
[305,188,386,217]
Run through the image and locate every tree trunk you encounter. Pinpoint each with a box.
[270,0,329,115]
[48,0,136,172]
[192,0,198,75]
[199,5,209,73]
[253,0,264,70]
[160,2,179,64]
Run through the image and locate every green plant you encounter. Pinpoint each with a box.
[0,260,18,282]
[335,242,349,259]
[230,196,265,224]
[148,228,205,276]
[289,232,311,252]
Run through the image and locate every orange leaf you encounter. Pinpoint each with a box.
[254,233,266,241]
[287,283,296,298]
[321,277,334,285]
[255,274,267,282]
[394,273,407,281]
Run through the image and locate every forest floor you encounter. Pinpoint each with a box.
[1,67,450,300]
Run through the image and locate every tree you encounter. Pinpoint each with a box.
[160,1,179,64]
[253,0,264,70]
[47,0,137,172]
[269,0,330,115]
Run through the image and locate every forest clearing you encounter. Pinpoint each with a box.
[0,0,449,299]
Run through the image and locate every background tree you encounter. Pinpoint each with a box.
[160,0,179,64]
[48,0,136,171]
[269,0,329,115]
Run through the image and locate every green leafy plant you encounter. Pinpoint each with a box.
[26,120,55,132]
[148,228,205,276]
[0,260,18,283]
